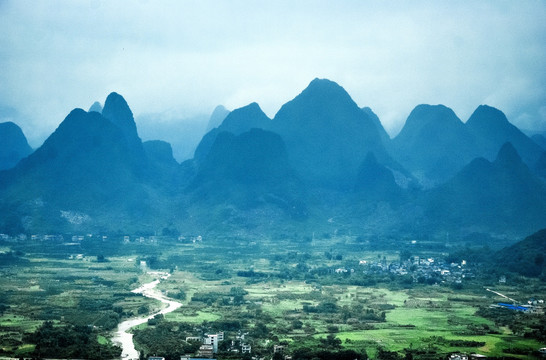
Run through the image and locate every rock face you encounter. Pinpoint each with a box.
[392,104,479,184]
[0,122,33,170]
[271,78,390,189]
[466,105,544,166]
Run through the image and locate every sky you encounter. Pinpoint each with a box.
[1,0,545,149]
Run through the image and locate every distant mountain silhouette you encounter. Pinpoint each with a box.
[144,140,177,165]
[194,102,271,163]
[494,229,546,277]
[271,78,391,189]
[102,92,144,156]
[2,79,545,237]
[88,101,103,113]
[425,142,546,232]
[206,105,230,132]
[531,134,546,150]
[0,122,33,171]
[143,140,182,192]
[354,152,401,202]
[466,105,543,167]
[0,107,158,233]
[189,128,305,218]
[392,104,479,185]
[362,107,391,149]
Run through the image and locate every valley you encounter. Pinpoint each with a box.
[0,232,544,359]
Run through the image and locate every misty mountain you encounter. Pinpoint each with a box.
[102,92,145,157]
[270,78,391,189]
[354,152,401,202]
[425,142,546,232]
[362,107,391,149]
[206,105,230,132]
[0,109,153,232]
[392,104,479,185]
[189,128,305,218]
[143,140,183,191]
[193,102,271,163]
[494,228,546,277]
[1,78,545,237]
[137,112,209,162]
[534,152,546,178]
[88,101,103,113]
[466,105,544,167]
[531,134,546,150]
[0,122,33,171]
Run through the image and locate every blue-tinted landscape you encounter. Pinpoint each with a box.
[0,2,545,359]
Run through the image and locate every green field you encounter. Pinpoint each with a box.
[0,234,545,359]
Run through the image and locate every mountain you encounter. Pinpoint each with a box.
[206,105,230,132]
[354,152,401,202]
[101,92,144,156]
[466,105,543,167]
[189,128,305,219]
[425,142,546,233]
[136,112,209,162]
[270,78,391,189]
[0,122,33,171]
[143,140,182,189]
[531,134,546,150]
[392,104,479,185]
[534,151,546,178]
[362,107,391,148]
[88,101,103,113]
[0,108,158,233]
[193,102,271,163]
[143,140,177,165]
[494,228,546,277]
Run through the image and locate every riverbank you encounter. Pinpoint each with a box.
[112,272,182,360]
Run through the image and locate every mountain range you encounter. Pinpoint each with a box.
[0,78,545,239]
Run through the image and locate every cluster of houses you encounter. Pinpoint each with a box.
[145,331,293,360]
[448,353,487,360]
[357,256,474,284]
[182,332,252,359]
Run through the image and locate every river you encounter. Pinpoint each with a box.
[112,272,182,360]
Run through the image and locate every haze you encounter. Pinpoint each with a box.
[1,0,545,151]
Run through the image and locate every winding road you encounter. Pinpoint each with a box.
[112,272,182,360]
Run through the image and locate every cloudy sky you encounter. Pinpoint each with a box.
[1,0,545,148]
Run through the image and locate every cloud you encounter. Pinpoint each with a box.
[1,0,545,147]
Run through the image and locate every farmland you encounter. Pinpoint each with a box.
[0,233,544,359]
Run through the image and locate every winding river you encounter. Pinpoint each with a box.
[112,272,182,360]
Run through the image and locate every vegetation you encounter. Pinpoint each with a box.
[0,231,545,359]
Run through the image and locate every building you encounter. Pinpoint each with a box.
[198,344,214,358]
[241,343,251,353]
[449,354,468,360]
[148,357,165,360]
[204,334,219,353]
